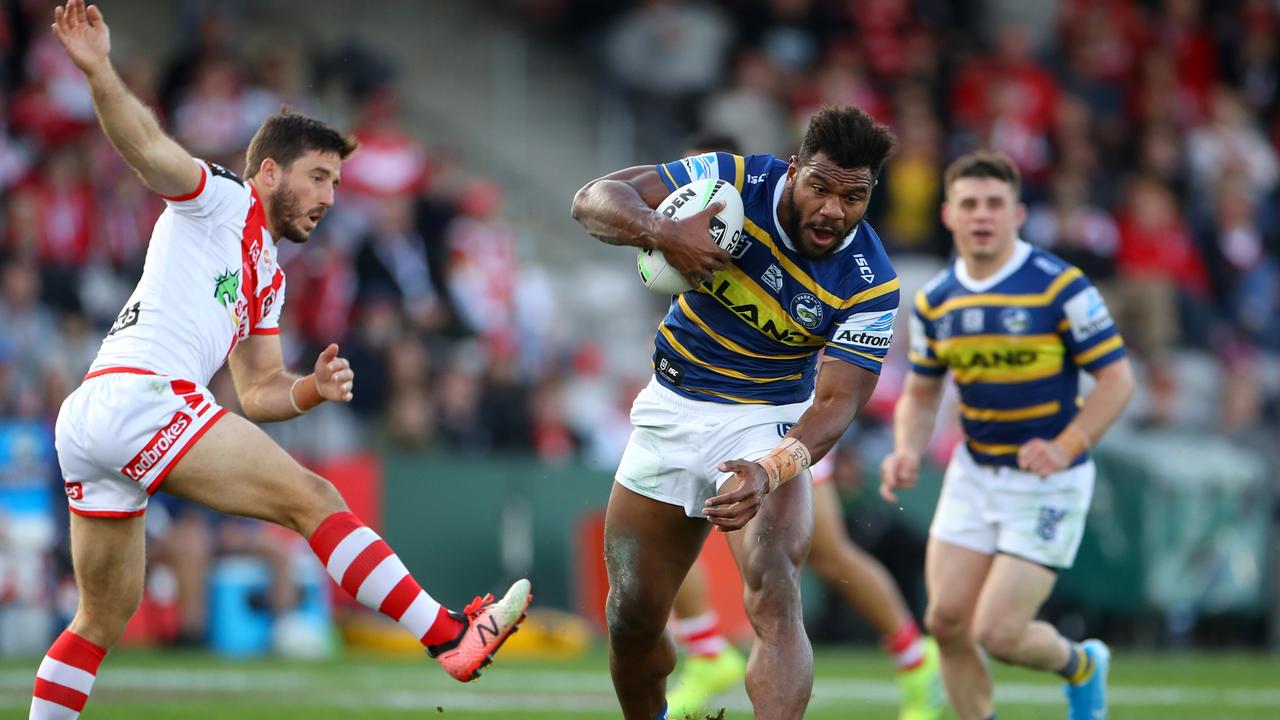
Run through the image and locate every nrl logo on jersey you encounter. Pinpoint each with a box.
[790,293,822,329]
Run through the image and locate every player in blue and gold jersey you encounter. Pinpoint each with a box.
[880,151,1135,720]
[572,106,899,720]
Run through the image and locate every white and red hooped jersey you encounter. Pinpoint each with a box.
[89,159,286,386]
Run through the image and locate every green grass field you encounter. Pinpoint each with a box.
[4,644,1279,719]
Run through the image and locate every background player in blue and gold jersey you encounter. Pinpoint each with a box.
[572,106,898,719]
[880,151,1136,720]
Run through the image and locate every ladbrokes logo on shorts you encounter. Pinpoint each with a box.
[121,411,192,480]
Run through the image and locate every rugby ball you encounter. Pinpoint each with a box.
[637,178,745,295]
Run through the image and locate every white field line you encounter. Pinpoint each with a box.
[1,667,1278,711]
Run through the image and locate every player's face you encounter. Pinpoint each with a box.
[271,150,342,244]
[942,177,1026,263]
[783,153,875,259]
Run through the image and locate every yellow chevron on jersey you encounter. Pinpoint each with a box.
[658,324,804,383]
[703,266,825,347]
[931,333,1064,384]
[1075,335,1124,366]
[677,294,810,360]
[959,400,1061,422]
[909,242,1126,467]
[915,266,1082,320]
[846,276,900,309]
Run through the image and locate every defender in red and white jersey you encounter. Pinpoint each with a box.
[31,5,531,719]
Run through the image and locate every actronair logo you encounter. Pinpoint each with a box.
[121,411,193,480]
[833,310,897,348]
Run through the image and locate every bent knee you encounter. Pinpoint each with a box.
[280,471,348,535]
[605,589,667,644]
[73,589,144,649]
[924,604,972,643]
[975,623,1024,663]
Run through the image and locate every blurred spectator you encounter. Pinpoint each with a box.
[1112,175,1208,425]
[342,88,430,202]
[700,48,789,157]
[171,56,255,169]
[1186,85,1278,205]
[353,194,447,332]
[445,180,519,353]
[605,0,733,158]
[1024,169,1119,282]
[1196,177,1280,350]
[877,85,944,256]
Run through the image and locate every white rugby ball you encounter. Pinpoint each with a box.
[637,178,745,295]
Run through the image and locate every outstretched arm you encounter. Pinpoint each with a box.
[51,0,200,198]
[228,336,354,423]
[571,165,730,287]
[879,372,945,503]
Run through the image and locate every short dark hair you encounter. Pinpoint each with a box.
[683,130,741,156]
[797,105,896,176]
[943,150,1021,197]
[244,109,358,179]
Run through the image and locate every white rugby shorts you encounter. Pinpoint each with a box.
[615,377,811,518]
[929,443,1095,569]
[55,368,227,518]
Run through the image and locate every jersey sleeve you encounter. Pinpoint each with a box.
[162,159,247,223]
[823,284,900,375]
[251,272,286,336]
[1057,275,1126,372]
[656,152,748,192]
[908,292,948,377]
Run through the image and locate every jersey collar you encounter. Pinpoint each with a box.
[954,239,1031,292]
[771,172,860,254]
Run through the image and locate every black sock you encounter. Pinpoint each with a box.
[1058,643,1094,682]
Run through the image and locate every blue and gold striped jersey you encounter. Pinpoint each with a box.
[654,152,900,405]
[909,241,1126,467]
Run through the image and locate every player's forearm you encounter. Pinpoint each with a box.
[789,392,864,465]
[1055,359,1134,455]
[241,371,323,423]
[570,179,671,250]
[83,62,197,198]
[892,391,941,458]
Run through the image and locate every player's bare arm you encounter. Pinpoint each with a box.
[571,165,729,286]
[51,0,201,198]
[704,359,879,531]
[1017,357,1135,477]
[879,371,946,503]
[228,336,355,423]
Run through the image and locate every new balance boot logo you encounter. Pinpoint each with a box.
[474,615,501,646]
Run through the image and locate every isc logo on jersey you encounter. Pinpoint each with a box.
[833,309,897,348]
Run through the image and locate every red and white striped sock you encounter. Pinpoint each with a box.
[30,630,106,719]
[309,511,463,647]
[885,619,925,671]
[673,611,728,659]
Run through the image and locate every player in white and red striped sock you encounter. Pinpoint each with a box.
[673,611,728,659]
[309,510,462,646]
[29,631,105,720]
[306,510,532,680]
[886,620,927,671]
